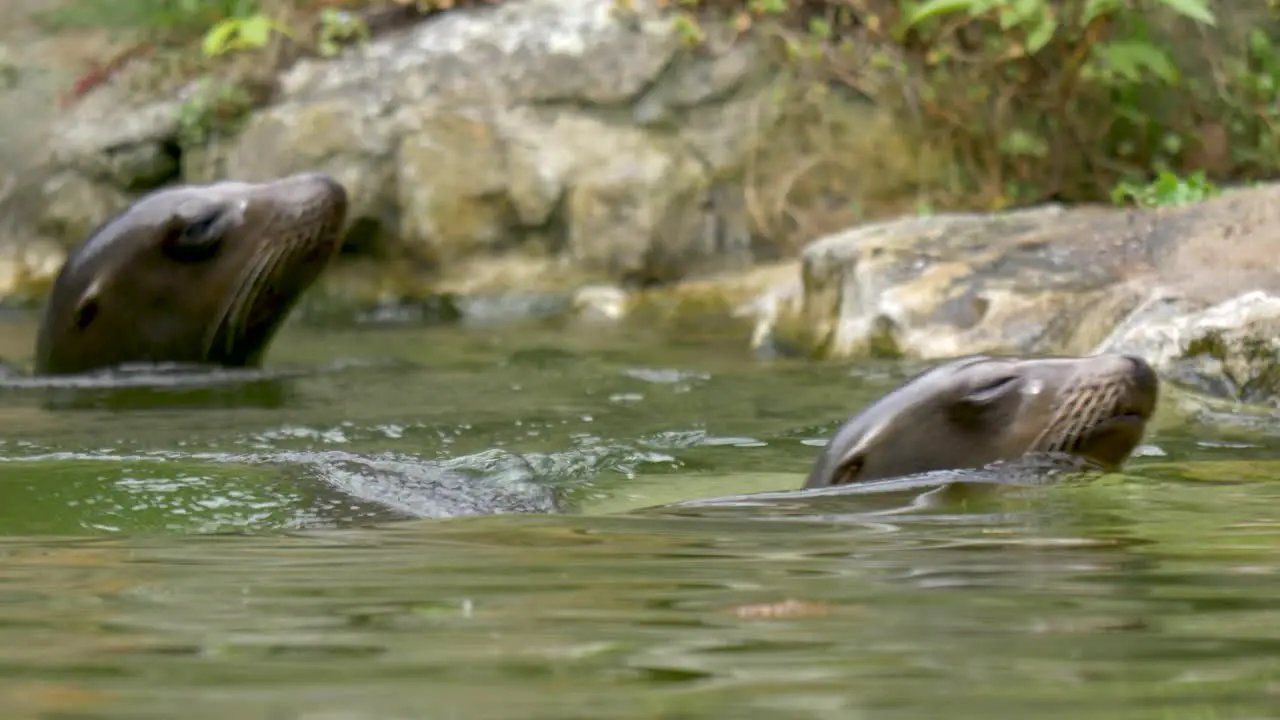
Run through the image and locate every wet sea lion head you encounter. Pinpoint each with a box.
[35,172,348,376]
[804,353,1159,488]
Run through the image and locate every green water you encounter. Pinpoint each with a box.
[0,314,1277,718]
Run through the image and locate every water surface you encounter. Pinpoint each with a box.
[0,313,1276,718]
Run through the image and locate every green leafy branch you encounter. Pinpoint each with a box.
[201,13,295,57]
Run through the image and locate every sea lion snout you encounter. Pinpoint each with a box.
[258,172,349,223]
[1118,354,1158,418]
[804,353,1160,489]
[1030,353,1158,470]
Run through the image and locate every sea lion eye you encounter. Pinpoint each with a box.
[832,454,865,485]
[72,296,99,330]
[161,210,225,262]
[963,374,1019,404]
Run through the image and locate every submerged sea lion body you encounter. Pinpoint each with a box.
[805,354,1159,489]
[35,173,348,376]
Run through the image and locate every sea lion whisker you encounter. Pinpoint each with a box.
[1045,378,1118,449]
[1037,379,1130,454]
[217,251,271,349]
[1047,403,1094,452]
[1033,386,1086,452]
[223,232,301,356]
[1056,392,1099,449]
[224,220,329,356]
[206,242,282,358]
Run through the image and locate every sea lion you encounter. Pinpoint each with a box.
[34,172,348,376]
[804,353,1159,488]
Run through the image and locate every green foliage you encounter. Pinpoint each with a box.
[177,77,255,147]
[867,0,1222,207]
[1214,27,1280,175]
[202,14,294,57]
[40,0,259,40]
[1110,171,1221,208]
[200,7,367,58]
[317,9,371,57]
[650,0,1273,217]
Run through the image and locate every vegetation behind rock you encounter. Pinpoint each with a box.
[716,0,1270,210]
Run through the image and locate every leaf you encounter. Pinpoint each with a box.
[1082,0,1122,25]
[201,19,240,57]
[902,0,975,30]
[1152,170,1179,196]
[268,19,299,42]
[238,15,274,49]
[1025,18,1057,54]
[1248,28,1272,57]
[1154,0,1216,26]
[998,129,1049,158]
[998,5,1018,30]
[1098,40,1179,85]
[1001,0,1039,29]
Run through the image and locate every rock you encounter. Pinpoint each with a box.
[0,7,130,180]
[0,43,17,90]
[397,106,512,264]
[0,238,64,304]
[32,0,784,290]
[561,119,708,281]
[757,183,1280,364]
[1096,290,1280,406]
[756,204,1149,359]
[35,171,132,244]
[627,260,799,325]
[571,285,629,323]
[281,0,682,108]
[564,261,797,329]
[48,96,184,189]
[731,181,1280,407]
[216,95,399,253]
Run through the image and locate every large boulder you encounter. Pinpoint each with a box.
[739,181,1280,405]
[1096,290,1280,407]
[32,0,789,292]
[754,203,1153,359]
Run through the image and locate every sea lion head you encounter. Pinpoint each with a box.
[34,172,348,376]
[804,353,1159,488]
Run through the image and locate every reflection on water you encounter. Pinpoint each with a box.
[0,315,1277,716]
